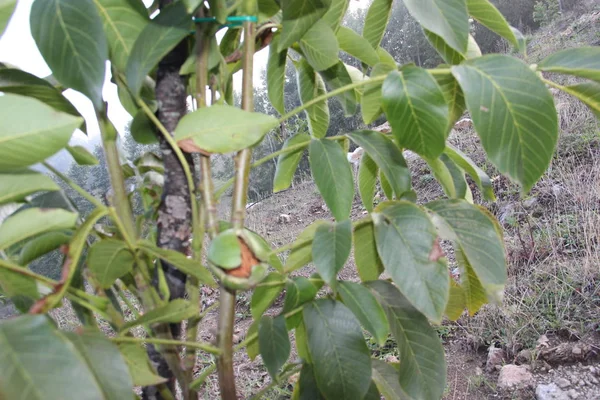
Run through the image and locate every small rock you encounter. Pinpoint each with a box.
[537,335,550,348]
[556,377,571,389]
[572,345,582,355]
[384,355,399,363]
[497,364,535,390]
[475,367,483,376]
[577,380,584,387]
[486,345,505,372]
[523,197,538,209]
[536,383,569,400]
[516,349,533,364]
[567,389,580,399]
[590,376,598,385]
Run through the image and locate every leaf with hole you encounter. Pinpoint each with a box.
[426,199,506,304]
[337,26,380,66]
[312,220,352,287]
[362,0,392,49]
[174,105,279,154]
[361,63,395,124]
[93,0,149,72]
[402,0,469,54]
[251,272,285,320]
[303,299,372,400]
[539,47,600,83]
[273,133,310,193]
[259,315,291,379]
[295,59,330,138]
[382,68,448,159]
[0,170,60,206]
[0,208,78,251]
[299,20,339,72]
[353,221,384,282]
[309,139,354,221]
[121,299,198,331]
[452,55,558,193]
[368,280,446,400]
[338,281,389,345]
[88,239,135,288]
[208,229,242,270]
[67,146,99,166]
[372,202,449,322]
[0,94,82,172]
[348,130,411,198]
[278,0,331,51]
[267,34,288,116]
[126,1,190,96]
[0,315,133,399]
[30,0,108,110]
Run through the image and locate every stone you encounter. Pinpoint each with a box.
[486,345,504,372]
[556,377,571,389]
[523,197,538,209]
[517,349,533,364]
[497,364,535,390]
[590,376,598,385]
[567,389,580,399]
[536,383,570,400]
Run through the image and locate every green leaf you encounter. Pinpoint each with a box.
[117,342,168,386]
[445,279,466,321]
[426,154,469,199]
[259,315,291,379]
[251,272,285,319]
[0,94,82,172]
[88,239,135,288]
[321,0,347,31]
[434,72,466,132]
[295,59,330,138]
[338,281,389,345]
[130,109,159,144]
[444,144,495,201]
[19,231,72,265]
[0,208,78,251]
[312,220,352,287]
[126,1,190,96]
[426,199,506,302]
[466,0,520,49]
[117,73,156,117]
[278,0,331,51]
[284,221,327,272]
[258,0,280,22]
[208,229,242,269]
[320,61,358,115]
[299,20,339,72]
[353,221,384,282]
[174,105,279,154]
[348,130,411,198]
[295,321,311,362]
[456,245,487,315]
[539,47,600,83]
[362,0,392,49]
[381,68,449,159]
[425,31,481,65]
[336,26,380,66]
[379,170,393,200]
[358,153,378,212]
[274,133,310,193]
[67,145,99,166]
[309,139,354,221]
[361,63,395,124]
[247,320,260,360]
[30,0,108,110]
[267,34,288,115]
[0,0,16,37]
[93,0,149,72]
[64,331,134,398]
[372,202,449,322]
[283,276,318,329]
[0,315,133,399]
[371,359,407,400]
[0,260,39,311]
[556,81,600,118]
[376,47,397,68]
[0,68,85,132]
[452,55,558,192]
[402,0,469,54]
[368,280,446,400]
[138,240,216,287]
[121,299,198,331]
[0,170,60,205]
[297,363,326,399]
[303,299,372,400]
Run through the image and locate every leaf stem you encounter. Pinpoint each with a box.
[42,161,104,208]
[110,336,222,355]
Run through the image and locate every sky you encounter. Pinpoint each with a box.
[0,0,367,154]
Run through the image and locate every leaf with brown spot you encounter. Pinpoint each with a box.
[428,238,445,262]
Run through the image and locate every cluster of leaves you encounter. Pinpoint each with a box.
[1,0,599,398]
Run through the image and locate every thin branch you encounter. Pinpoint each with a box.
[42,161,104,208]
[110,336,222,355]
